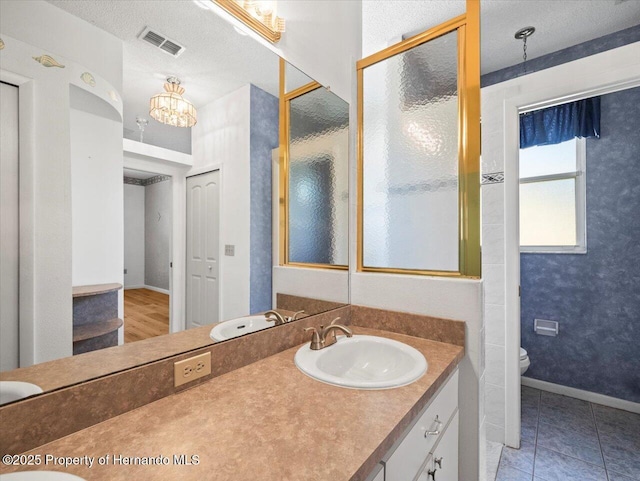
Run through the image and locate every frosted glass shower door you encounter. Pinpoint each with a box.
[362,31,460,272]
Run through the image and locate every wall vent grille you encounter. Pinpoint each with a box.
[138,27,185,57]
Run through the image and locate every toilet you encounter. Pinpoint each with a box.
[520,347,530,375]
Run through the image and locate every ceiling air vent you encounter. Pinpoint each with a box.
[138,27,185,57]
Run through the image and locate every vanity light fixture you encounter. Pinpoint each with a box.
[149,77,197,128]
[212,0,285,43]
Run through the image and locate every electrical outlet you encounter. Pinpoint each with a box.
[225,245,235,256]
[174,352,211,387]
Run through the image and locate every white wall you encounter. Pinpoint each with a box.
[70,107,123,288]
[481,42,640,448]
[0,2,122,365]
[124,184,145,288]
[191,85,251,321]
[144,179,172,291]
[212,1,361,103]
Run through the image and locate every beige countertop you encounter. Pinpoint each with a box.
[0,309,301,393]
[0,327,463,481]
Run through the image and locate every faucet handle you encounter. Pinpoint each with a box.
[304,327,322,350]
[289,310,305,322]
[330,317,341,325]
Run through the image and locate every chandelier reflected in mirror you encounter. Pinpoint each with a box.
[149,77,197,128]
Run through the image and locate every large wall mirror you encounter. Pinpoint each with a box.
[357,16,480,278]
[280,61,349,269]
[0,0,349,405]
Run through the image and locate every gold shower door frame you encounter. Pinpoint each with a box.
[356,0,481,278]
[278,59,349,270]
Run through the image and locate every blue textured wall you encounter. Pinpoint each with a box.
[482,24,640,88]
[249,85,279,314]
[520,87,640,402]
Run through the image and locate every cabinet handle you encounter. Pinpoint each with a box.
[435,457,443,468]
[425,415,442,437]
[428,468,437,480]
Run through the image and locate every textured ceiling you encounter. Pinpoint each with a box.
[480,0,640,74]
[48,0,640,140]
[47,0,282,148]
[363,0,640,74]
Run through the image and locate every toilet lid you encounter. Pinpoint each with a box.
[520,347,528,360]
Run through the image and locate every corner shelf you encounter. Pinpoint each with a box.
[72,283,123,355]
[72,283,123,298]
[73,318,123,343]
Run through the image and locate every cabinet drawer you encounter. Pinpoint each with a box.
[384,370,458,481]
[416,411,459,481]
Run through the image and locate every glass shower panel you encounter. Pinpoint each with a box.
[288,87,349,266]
[362,30,459,271]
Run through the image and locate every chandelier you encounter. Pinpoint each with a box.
[149,77,197,128]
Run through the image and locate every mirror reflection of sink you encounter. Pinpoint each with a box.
[0,381,43,405]
[294,335,427,390]
[209,315,274,342]
[0,472,85,480]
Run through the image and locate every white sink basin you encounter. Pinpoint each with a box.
[0,381,43,405]
[294,335,427,390]
[0,472,86,480]
[209,315,274,341]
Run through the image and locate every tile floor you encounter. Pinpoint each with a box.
[496,386,640,481]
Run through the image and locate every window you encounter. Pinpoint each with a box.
[519,138,586,253]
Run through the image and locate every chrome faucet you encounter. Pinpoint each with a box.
[304,318,352,350]
[264,310,287,326]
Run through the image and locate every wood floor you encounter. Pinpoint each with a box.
[124,288,169,343]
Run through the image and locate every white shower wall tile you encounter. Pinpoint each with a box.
[486,344,506,387]
[486,383,506,427]
[482,183,504,225]
[481,128,505,174]
[483,264,505,306]
[482,223,505,265]
[486,303,506,346]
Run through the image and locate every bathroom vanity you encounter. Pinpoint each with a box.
[0,316,463,481]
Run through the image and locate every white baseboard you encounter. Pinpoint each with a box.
[521,377,640,414]
[143,285,170,295]
[124,284,145,290]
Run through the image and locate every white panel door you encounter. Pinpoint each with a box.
[186,171,220,329]
[0,82,19,371]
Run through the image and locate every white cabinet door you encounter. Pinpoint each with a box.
[384,371,458,481]
[432,411,459,481]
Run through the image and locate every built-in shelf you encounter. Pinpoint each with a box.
[72,283,123,298]
[73,318,123,343]
[72,283,122,355]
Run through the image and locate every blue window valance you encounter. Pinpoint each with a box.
[520,97,600,149]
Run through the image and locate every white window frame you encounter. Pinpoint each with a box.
[519,138,587,254]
